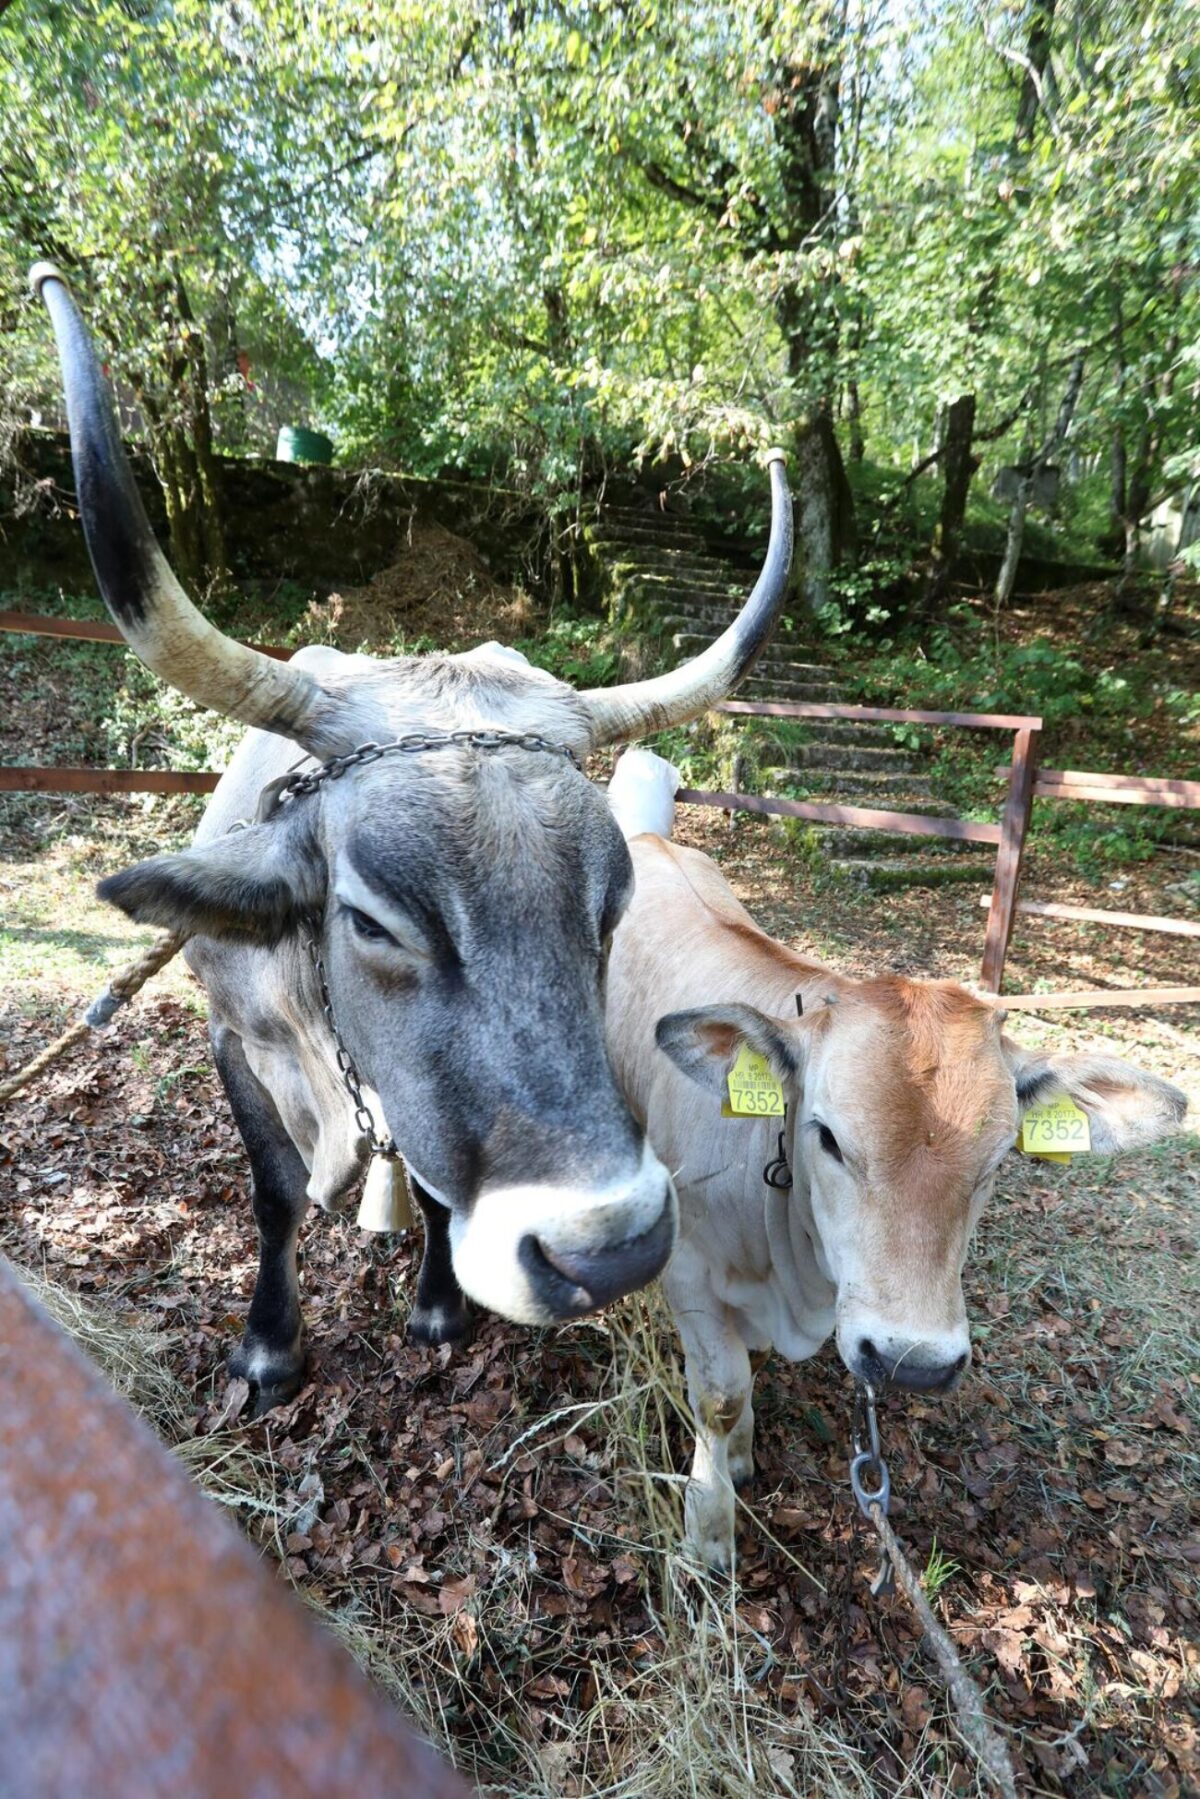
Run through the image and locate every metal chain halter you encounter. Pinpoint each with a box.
[257,728,583,823]
[266,729,584,1163]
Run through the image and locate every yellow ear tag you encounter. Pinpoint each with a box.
[1021,1096,1091,1158]
[723,1044,786,1118]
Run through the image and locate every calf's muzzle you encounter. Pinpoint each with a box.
[853,1335,970,1395]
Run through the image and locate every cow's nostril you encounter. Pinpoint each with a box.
[519,1201,675,1319]
[857,1338,887,1382]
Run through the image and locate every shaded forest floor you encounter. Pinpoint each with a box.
[1,576,1197,1797]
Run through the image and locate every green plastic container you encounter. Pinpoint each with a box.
[276,425,333,466]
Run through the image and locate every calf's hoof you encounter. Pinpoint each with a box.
[684,1493,737,1575]
[729,1451,755,1493]
[229,1337,307,1418]
[407,1298,474,1348]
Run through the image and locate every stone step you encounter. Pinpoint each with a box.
[759,765,940,803]
[744,715,900,748]
[729,682,840,704]
[782,742,917,773]
[591,536,733,576]
[600,543,741,579]
[830,856,986,893]
[590,521,710,551]
[597,505,706,530]
[739,680,870,709]
[611,566,745,600]
[669,634,832,678]
[811,826,990,859]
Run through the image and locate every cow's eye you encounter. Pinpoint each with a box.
[816,1122,844,1164]
[343,904,396,946]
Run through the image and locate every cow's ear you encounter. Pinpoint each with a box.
[97,811,326,944]
[655,1003,806,1097]
[1004,1040,1188,1153]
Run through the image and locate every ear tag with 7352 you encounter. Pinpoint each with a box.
[1021,1095,1091,1162]
[723,1044,786,1118]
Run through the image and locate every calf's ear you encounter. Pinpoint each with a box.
[1004,1041,1188,1153]
[97,812,326,945]
[656,1003,806,1097]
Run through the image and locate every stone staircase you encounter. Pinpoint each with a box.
[588,505,991,891]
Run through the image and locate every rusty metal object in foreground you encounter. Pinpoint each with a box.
[0,1257,470,1799]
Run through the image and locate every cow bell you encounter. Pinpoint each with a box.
[357,1155,414,1233]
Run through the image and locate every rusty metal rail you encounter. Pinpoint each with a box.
[0,608,293,659]
[0,765,221,795]
[0,1257,470,1799]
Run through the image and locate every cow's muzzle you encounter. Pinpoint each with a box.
[447,1145,677,1325]
[518,1202,675,1316]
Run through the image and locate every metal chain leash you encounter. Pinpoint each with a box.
[305,934,398,1163]
[845,1384,1019,1798]
[850,1381,895,1597]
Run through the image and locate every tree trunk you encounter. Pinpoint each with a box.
[994,351,1084,608]
[792,412,856,617]
[846,378,864,462]
[923,393,977,612]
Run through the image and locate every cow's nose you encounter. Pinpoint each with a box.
[856,1337,969,1395]
[518,1195,675,1317]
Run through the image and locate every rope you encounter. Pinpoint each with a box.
[868,1502,1019,1799]
[0,930,189,1104]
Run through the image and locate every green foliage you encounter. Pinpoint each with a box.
[514,618,619,689]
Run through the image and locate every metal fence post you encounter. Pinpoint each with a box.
[980,726,1041,993]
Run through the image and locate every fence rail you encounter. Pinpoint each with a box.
[0,609,293,660]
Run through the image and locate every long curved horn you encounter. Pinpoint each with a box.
[581,451,793,746]
[31,263,341,755]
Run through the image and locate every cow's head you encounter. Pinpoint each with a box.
[34,262,792,1327]
[657,981,1186,1389]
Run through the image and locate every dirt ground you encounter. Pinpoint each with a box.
[1,602,1197,1796]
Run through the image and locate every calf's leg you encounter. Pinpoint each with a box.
[665,1248,753,1572]
[406,1179,473,1346]
[214,1027,311,1417]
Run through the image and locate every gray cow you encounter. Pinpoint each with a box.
[34,263,793,1412]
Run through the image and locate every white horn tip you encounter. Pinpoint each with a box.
[30,261,68,299]
[764,447,788,468]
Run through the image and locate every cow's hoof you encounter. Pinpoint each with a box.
[229,1339,306,1417]
[407,1298,474,1348]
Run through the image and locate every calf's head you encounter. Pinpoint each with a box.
[657,979,1186,1391]
[35,260,795,1328]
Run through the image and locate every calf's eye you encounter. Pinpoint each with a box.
[816,1122,844,1164]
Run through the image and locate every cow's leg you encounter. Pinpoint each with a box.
[214,1028,311,1417]
[729,1348,769,1490]
[406,1178,473,1347]
[665,1248,753,1573]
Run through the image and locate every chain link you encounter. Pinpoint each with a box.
[306,934,398,1161]
[850,1381,896,1598]
[267,729,582,814]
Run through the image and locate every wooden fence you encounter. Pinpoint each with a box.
[0,1256,468,1798]
[3,610,1197,1007]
